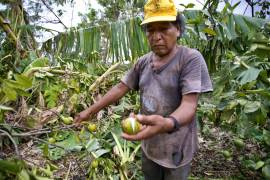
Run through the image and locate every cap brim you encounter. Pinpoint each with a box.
[141,16,176,25]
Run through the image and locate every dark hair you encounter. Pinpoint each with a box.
[172,13,185,39]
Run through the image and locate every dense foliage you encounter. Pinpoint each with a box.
[0,0,269,179]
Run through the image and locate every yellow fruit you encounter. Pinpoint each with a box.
[61,116,73,125]
[91,159,98,168]
[48,137,56,143]
[121,117,141,135]
[88,123,97,132]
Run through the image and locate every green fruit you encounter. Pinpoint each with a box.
[61,116,73,125]
[91,160,98,168]
[233,138,245,149]
[48,137,56,143]
[88,123,97,132]
[121,117,141,135]
[222,150,231,158]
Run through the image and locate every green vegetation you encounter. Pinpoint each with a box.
[0,0,269,179]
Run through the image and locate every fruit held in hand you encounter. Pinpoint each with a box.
[121,117,141,135]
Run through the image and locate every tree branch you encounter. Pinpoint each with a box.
[40,0,68,29]
[0,124,76,137]
[0,129,21,159]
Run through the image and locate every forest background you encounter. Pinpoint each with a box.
[0,0,270,179]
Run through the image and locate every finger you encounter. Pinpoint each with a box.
[121,126,155,141]
[141,125,147,131]
[129,112,135,117]
[136,114,155,126]
[74,115,82,126]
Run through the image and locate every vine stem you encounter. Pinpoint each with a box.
[0,129,20,159]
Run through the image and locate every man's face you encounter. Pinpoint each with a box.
[145,21,180,57]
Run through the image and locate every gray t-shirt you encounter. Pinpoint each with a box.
[121,45,213,168]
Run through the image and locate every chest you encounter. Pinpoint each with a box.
[139,64,181,91]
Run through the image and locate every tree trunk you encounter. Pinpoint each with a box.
[0,13,26,58]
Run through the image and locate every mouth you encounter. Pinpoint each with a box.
[152,45,165,49]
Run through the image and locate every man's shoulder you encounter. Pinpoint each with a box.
[138,52,152,62]
[134,52,152,68]
[178,45,202,57]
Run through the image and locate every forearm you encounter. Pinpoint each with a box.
[90,82,130,114]
[167,93,199,128]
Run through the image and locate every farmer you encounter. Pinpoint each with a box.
[75,0,213,179]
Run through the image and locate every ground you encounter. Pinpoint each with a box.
[2,124,262,179]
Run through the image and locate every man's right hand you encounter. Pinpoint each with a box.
[74,108,93,125]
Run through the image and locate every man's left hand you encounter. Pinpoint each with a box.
[121,114,173,141]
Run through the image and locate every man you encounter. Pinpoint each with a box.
[75,0,213,179]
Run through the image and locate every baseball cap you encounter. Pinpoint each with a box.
[141,0,177,25]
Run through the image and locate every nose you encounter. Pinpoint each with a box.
[152,31,162,41]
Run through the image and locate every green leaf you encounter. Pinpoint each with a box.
[56,133,82,151]
[262,165,270,179]
[234,15,250,35]
[244,101,260,113]
[14,74,32,89]
[0,159,23,173]
[111,132,125,158]
[263,130,270,146]
[92,149,110,158]
[18,169,30,180]
[3,87,17,101]
[238,67,261,85]
[255,161,265,170]
[203,28,216,36]
[48,147,65,160]
[42,144,49,157]
[0,105,14,111]
[246,89,270,99]
[23,57,49,74]
[86,138,100,152]
[243,159,256,170]
[180,3,195,9]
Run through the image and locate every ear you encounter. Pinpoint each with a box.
[176,24,181,38]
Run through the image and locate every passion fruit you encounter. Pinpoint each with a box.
[91,159,98,168]
[121,117,141,135]
[48,137,56,144]
[88,123,97,132]
[60,115,73,125]
[233,138,245,149]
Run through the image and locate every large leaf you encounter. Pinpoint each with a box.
[238,67,261,85]
[263,129,270,146]
[56,133,82,151]
[14,74,32,89]
[0,159,24,174]
[244,101,260,113]
[262,165,270,179]
[23,57,49,74]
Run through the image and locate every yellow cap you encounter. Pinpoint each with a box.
[141,0,177,25]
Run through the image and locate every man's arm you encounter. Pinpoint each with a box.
[169,93,199,127]
[122,93,199,140]
[75,82,130,124]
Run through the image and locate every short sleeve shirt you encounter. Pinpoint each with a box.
[121,46,213,168]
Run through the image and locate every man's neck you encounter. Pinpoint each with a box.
[153,46,178,63]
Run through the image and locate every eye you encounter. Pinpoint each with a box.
[146,28,153,33]
[160,27,169,32]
